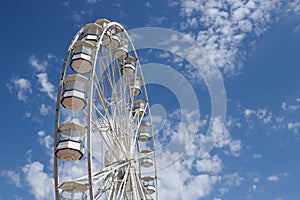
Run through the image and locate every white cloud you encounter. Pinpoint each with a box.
[1,170,22,188]
[178,0,299,75]
[148,16,166,26]
[22,162,54,200]
[243,108,273,124]
[267,175,279,182]
[252,184,257,191]
[85,0,99,4]
[223,173,244,187]
[244,109,255,117]
[28,55,47,72]
[253,177,260,183]
[46,53,57,61]
[158,156,221,199]
[145,1,152,8]
[36,73,56,100]
[168,0,179,7]
[23,111,32,118]
[281,102,300,111]
[196,155,222,174]
[8,77,32,102]
[275,116,285,123]
[39,104,52,116]
[287,122,300,133]
[37,131,53,154]
[72,10,91,25]
[253,154,262,159]
[37,130,45,137]
[199,116,242,157]
[229,140,241,157]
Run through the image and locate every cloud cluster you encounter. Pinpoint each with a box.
[287,122,300,133]
[153,110,242,199]
[178,0,299,75]
[7,54,57,103]
[244,108,273,124]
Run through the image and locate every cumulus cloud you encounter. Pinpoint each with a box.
[196,155,222,174]
[22,162,54,200]
[199,116,242,157]
[158,154,221,199]
[36,73,56,100]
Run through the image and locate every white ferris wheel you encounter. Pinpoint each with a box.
[53,19,158,200]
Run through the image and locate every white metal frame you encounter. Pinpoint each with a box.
[54,19,158,200]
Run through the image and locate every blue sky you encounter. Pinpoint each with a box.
[1,0,300,199]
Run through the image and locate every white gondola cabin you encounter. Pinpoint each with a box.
[120,56,136,76]
[113,38,128,60]
[142,176,156,194]
[140,150,153,168]
[59,181,88,200]
[59,191,87,200]
[55,122,86,162]
[133,99,147,118]
[70,40,94,74]
[106,26,122,50]
[95,19,111,46]
[81,23,103,42]
[138,124,151,142]
[128,77,142,96]
[61,74,88,110]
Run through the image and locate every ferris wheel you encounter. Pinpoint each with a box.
[53,19,158,200]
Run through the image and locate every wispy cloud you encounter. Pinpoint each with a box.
[253,154,262,159]
[36,73,56,100]
[7,77,32,102]
[1,170,22,188]
[28,55,47,72]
